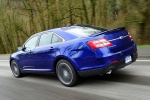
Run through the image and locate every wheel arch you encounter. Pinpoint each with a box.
[10,58,15,66]
[54,56,79,73]
[10,58,22,71]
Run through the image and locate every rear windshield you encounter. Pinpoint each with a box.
[64,26,107,37]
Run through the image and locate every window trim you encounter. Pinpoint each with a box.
[23,31,65,49]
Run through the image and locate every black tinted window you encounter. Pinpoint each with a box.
[39,33,52,46]
[52,34,62,44]
[24,35,39,49]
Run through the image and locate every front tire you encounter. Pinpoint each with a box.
[10,60,22,78]
[56,60,78,87]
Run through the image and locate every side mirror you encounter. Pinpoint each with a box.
[17,46,26,51]
[22,46,26,51]
[17,46,23,51]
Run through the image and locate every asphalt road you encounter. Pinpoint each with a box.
[0,59,150,100]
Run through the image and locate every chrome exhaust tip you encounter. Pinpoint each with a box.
[106,69,112,74]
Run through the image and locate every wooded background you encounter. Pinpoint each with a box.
[0,0,150,53]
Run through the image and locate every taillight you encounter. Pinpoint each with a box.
[128,32,133,40]
[88,38,112,49]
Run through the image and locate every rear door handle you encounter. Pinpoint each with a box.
[29,50,33,53]
[49,47,55,51]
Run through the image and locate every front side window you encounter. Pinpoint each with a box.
[39,33,53,46]
[24,35,39,49]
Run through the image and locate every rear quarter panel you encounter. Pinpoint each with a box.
[57,37,112,71]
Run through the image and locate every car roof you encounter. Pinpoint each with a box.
[34,25,80,41]
[31,24,94,40]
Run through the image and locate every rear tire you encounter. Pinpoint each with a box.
[56,60,78,87]
[10,60,22,78]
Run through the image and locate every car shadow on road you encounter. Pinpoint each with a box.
[21,70,150,87]
[78,70,150,87]
[24,73,58,81]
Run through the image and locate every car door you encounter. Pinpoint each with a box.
[19,35,39,71]
[34,32,63,72]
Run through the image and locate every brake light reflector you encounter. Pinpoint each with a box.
[88,38,112,49]
[128,32,133,40]
[109,60,118,64]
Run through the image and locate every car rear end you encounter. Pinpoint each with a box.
[64,25,138,76]
[83,27,137,76]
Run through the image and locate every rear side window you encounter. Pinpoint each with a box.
[64,26,107,37]
[52,34,63,44]
[38,32,63,47]
[39,33,52,46]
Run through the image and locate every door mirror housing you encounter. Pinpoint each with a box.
[17,46,26,51]
[17,46,23,51]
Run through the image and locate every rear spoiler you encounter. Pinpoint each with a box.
[108,27,125,32]
[90,27,126,37]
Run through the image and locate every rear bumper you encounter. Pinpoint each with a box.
[78,51,138,77]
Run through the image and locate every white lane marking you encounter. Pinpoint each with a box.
[0,60,150,62]
[0,60,9,62]
[136,60,150,62]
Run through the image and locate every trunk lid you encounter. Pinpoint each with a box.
[90,27,134,53]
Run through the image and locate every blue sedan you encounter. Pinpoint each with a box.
[10,24,138,87]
